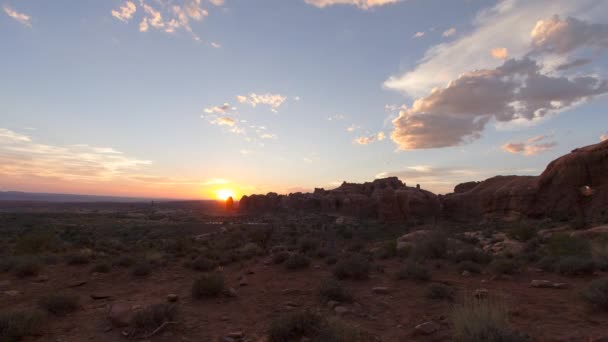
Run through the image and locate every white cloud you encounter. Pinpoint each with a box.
[391,58,608,149]
[491,47,509,60]
[442,27,456,37]
[377,131,386,141]
[346,124,358,132]
[354,131,386,145]
[208,0,225,6]
[501,135,557,156]
[236,93,287,113]
[413,31,425,38]
[327,114,345,121]
[531,15,608,54]
[204,103,235,114]
[3,5,31,27]
[111,1,137,22]
[304,0,401,10]
[210,42,221,48]
[212,117,236,126]
[384,0,608,98]
[601,133,608,142]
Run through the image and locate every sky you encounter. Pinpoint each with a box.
[1,0,608,200]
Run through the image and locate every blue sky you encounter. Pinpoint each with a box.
[1,0,607,199]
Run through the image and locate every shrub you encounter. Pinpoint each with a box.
[458,261,482,274]
[410,231,448,260]
[426,283,455,301]
[0,257,18,273]
[240,242,263,259]
[375,240,397,259]
[298,237,319,253]
[507,224,537,242]
[452,248,492,264]
[189,256,215,272]
[268,310,361,342]
[285,253,311,270]
[318,278,353,303]
[451,295,525,342]
[38,294,79,316]
[490,259,519,275]
[537,256,558,272]
[114,255,134,267]
[0,310,44,342]
[544,235,591,258]
[555,256,595,276]
[325,255,338,265]
[14,231,58,255]
[12,258,41,278]
[396,262,430,281]
[131,261,152,277]
[192,273,225,299]
[130,303,177,336]
[581,278,608,311]
[272,251,290,264]
[91,263,111,273]
[65,252,90,265]
[333,254,370,280]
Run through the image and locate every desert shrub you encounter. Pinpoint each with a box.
[65,252,90,265]
[131,261,152,277]
[458,261,482,274]
[507,224,537,242]
[555,256,595,276]
[91,262,111,273]
[42,254,59,265]
[12,258,41,278]
[298,237,320,253]
[189,256,215,272]
[285,253,311,270]
[268,310,361,342]
[451,295,525,342]
[451,247,492,264]
[544,234,591,258]
[0,257,18,273]
[410,231,448,260]
[38,294,79,316]
[318,278,353,303]
[130,303,177,336]
[325,255,338,265]
[426,283,455,301]
[272,251,290,264]
[14,231,58,255]
[396,262,430,281]
[240,242,263,259]
[333,254,370,280]
[0,310,44,342]
[490,259,519,275]
[192,273,225,299]
[375,240,397,259]
[114,255,134,267]
[581,278,608,311]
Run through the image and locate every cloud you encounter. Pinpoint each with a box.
[413,31,425,38]
[210,42,221,48]
[391,58,608,149]
[304,0,401,10]
[354,131,386,145]
[208,0,225,5]
[491,47,508,60]
[0,128,151,182]
[442,27,456,37]
[555,58,592,71]
[236,93,287,113]
[212,117,236,126]
[377,131,386,141]
[376,166,487,194]
[601,133,608,142]
[501,135,557,156]
[327,114,345,121]
[346,124,358,132]
[111,1,137,22]
[3,5,31,27]
[531,15,608,55]
[383,0,608,98]
[204,103,235,114]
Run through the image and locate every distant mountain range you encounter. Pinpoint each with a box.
[0,191,181,203]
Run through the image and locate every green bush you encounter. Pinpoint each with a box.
[285,253,311,270]
[189,256,215,272]
[555,256,595,276]
[12,258,41,278]
[318,278,353,303]
[375,240,397,259]
[410,231,448,260]
[490,259,519,275]
[131,261,152,277]
[14,231,58,255]
[91,263,111,273]
[451,248,492,264]
[298,237,320,253]
[325,255,338,265]
[581,278,608,311]
[333,254,370,280]
[0,310,44,342]
[114,255,134,267]
[38,294,79,316]
[268,310,361,342]
[65,252,90,265]
[192,273,225,299]
[396,262,430,281]
[458,261,482,274]
[130,303,177,336]
[544,235,591,258]
[507,224,537,242]
[426,283,455,301]
[240,242,263,258]
[272,251,290,264]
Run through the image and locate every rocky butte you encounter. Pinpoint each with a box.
[240,139,608,224]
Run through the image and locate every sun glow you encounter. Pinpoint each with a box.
[216,189,235,201]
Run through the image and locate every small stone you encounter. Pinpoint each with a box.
[167,294,178,302]
[284,302,299,308]
[552,282,568,289]
[226,331,244,339]
[314,265,321,269]
[239,278,249,287]
[474,288,489,299]
[327,300,339,309]
[461,270,471,277]
[4,290,20,297]
[33,275,49,283]
[372,287,391,294]
[334,306,349,315]
[415,321,439,335]
[0,280,11,287]
[108,304,133,328]
[226,288,238,297]
[530,280,555,288]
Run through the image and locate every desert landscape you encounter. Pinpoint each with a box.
[1,140,607,342]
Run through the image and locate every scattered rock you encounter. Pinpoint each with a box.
[225,288,238,297]
[167,294,178,302]
[530,280,568,289]
[334,306,349,315]
[107,304,132,327]
[372,287,391,294]
[474,288,489,299]
[0,280,11,287]
[461,270,471,277]
[414,321,439,335]
[33,275,49,283]
[3,290,20,297]
[327,300,340,309]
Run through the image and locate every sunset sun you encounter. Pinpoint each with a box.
[216,189,235,201]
